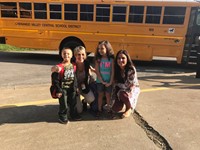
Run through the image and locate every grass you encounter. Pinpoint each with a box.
[0,44,35,52]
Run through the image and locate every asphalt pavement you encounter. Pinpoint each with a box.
[0,51,200,150]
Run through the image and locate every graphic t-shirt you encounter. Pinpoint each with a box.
[96,58,113,83]
[61,64,75,88]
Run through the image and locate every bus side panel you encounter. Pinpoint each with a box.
[126,44,153,61]
[0,19,6,44]
[5,36,59,50]
[152,45,184,63]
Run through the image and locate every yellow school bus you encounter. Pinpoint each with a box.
[0,0,200,64]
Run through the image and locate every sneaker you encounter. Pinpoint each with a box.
[71,114,82,121]
[110,113,118,120]
[95,111,102,117]
[58,117,69,124]
[103,104,111,112]
[82,100,87,112]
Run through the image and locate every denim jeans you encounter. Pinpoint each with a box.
[58,88,76,119]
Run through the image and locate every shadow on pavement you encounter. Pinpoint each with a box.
[0,105,114,125]
[0,51,94,66]
[0,105,58,124]
[139,74,200,90]
[0,51,197,73]
[0,51,61,66]
[134,60,196,74]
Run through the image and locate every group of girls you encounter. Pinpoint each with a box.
[51,40,140,123]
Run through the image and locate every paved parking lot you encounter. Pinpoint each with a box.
[0,51,200,150]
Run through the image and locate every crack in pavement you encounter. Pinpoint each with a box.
[132,110,173,150]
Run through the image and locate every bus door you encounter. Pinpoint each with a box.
[183,7,200,65]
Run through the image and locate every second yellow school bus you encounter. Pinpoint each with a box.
[0,0,200,64]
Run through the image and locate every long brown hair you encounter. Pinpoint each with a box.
[95,40,114,61]
[114,50,135,82]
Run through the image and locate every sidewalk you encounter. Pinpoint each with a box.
[0,52,200,149]
[0,84,159,150]
[2,77,200,149]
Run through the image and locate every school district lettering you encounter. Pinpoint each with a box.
[15,22,81,29]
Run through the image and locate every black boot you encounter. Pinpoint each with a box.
[82,100,87,111]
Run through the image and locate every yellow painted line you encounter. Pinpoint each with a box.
[0,99,57,108]
[0,84,199,108]
[141,84,200,93]
[141,87,170,92]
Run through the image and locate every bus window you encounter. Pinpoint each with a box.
[50,4,62,20]
[19,2,32,18]
[34,3,47,19]
[129,6,144,23]
[0,0,199,65]
[80,4,94,21]
[96,4,110,22]
[112,5,127,22]
[145,6,162,24]
[0,2,17,18]
[163,7,186,24]
[64,4,77,20]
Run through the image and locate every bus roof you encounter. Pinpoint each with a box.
[1,0,200,5]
